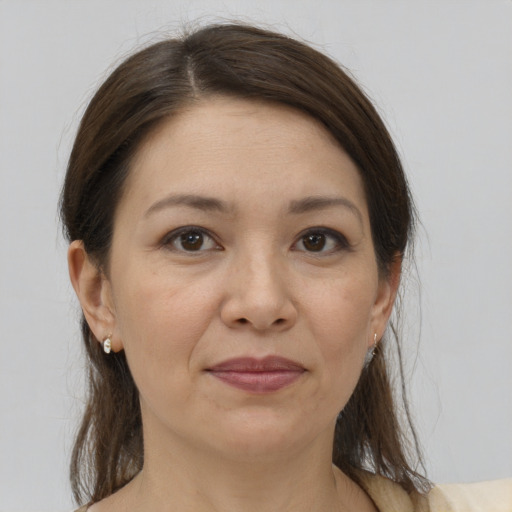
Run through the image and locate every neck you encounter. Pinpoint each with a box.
[111,424,375,512]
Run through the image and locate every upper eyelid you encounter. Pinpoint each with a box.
[293,227,351,251]
[161,226,221,248]
[298,226,344,236]
[296,227,348,242]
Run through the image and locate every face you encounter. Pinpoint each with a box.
[91,97,396,461]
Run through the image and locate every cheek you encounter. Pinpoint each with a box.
[111,270,223,419]
[303,275,376,397]
[308,276,375,349]
[111,264,220,371]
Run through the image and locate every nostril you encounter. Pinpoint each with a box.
[274,318,285,325]
[238,318,249,324]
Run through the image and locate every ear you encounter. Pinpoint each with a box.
[370,255,402,347]
[67,240,120,352]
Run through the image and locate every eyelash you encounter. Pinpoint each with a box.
[160,226,350,255]
[160,226,221,254]
[293,227,350,254]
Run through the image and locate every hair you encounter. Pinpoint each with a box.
[61,22,429,505]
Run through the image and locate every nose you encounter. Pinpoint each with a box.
[220,250,298,332]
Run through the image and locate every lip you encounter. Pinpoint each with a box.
[207,356,306,393]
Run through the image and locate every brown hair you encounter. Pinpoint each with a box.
[61,23,428,505]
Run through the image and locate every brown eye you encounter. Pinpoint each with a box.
[294,228,348,254]
[179,231,204,251]
[302,233,326,252]
[164,227,220,253]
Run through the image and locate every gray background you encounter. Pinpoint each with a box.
[1,1,511,510]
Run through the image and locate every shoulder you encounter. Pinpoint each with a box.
[358,472,512,512]
[357,472,430,512]
[73,507,88,512]
[429,478,512,512]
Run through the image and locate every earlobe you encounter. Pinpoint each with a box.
[67,241,118,351]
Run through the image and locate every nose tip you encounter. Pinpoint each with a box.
[220,261,298,332]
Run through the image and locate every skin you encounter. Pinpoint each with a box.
[69,96,399,512]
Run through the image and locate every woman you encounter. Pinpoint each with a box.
[61,23,508,512]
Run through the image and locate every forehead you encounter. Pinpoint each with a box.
[121,96,368,216]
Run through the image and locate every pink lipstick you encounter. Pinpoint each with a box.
[207,356,305,393]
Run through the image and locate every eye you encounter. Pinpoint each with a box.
[294,228,349,254]
[162,227,221,253]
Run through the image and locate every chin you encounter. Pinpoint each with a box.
[206,409,326,461]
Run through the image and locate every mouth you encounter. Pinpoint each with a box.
[206,356,306,393]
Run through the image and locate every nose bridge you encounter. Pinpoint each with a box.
[221,241,297,330]
[245,245,283,298]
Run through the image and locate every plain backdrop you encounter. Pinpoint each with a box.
[1,1,511,510]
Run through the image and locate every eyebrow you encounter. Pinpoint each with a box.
[144,194,231,218]
[288,196,363,224]
[143,193,363,224]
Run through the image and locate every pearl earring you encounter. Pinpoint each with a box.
[103,335,112,354]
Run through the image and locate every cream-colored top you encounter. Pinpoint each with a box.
[359,473,512,512]
[74,474,512,512]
